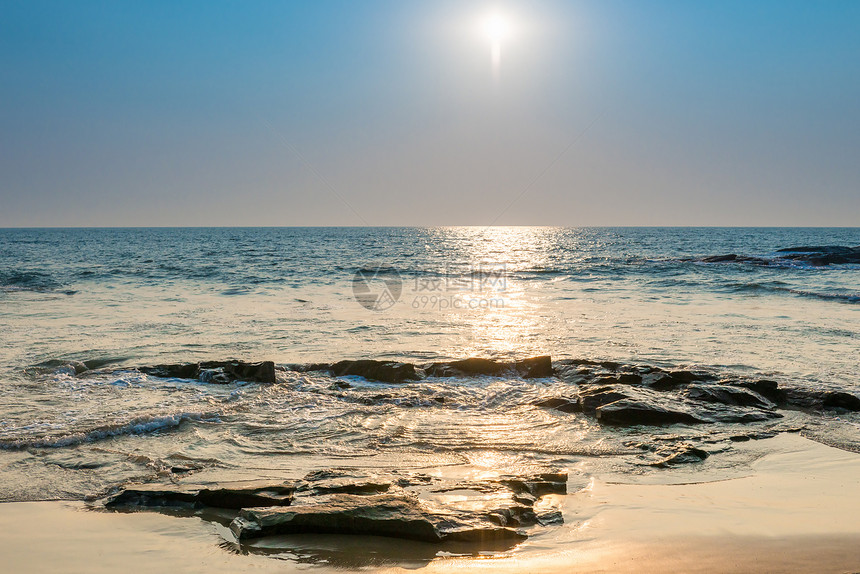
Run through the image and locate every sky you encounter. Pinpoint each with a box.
[1,0,859,227]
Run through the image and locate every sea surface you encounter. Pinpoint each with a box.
[0,227,858,554]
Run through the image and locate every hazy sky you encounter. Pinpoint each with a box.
[2,0,859,227]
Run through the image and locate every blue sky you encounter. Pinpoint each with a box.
[2,0,859,226]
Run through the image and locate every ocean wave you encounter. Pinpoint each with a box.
[725,282,860,304]
[0,411,218,450]
[0,270,74,294]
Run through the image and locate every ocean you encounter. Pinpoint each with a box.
[0,227,858,547]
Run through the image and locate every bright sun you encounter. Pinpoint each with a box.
[481,12,512,44]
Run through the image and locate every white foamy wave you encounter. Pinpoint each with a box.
[0,411,219,450]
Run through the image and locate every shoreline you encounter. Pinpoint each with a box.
[2,434,858,573]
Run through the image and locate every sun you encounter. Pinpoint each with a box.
[481,12,512,44]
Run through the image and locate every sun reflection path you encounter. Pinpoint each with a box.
[432,227,562,358]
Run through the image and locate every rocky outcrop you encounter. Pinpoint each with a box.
[104,468,568,548]
[775,245,860,266]
[229,493,528,543]
[542,362,786,426]
[140,360,276,384]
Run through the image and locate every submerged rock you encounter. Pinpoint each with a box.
[229,493,528,544]
[650,445,710,467]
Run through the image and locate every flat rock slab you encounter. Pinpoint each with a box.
[230,493,528,544]
[105,481,295,510]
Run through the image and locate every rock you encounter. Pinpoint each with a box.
[616,373,643,384]
[650,445,709,467]
[229,493,528,544]
[301,478,392,495]
[202,360,276,384]
[425,356,552,378]
[578,387,630,413]
[330,360,419,384]
[596,400,705,426]
[515,356,553,378]
[429,358,507,376]
[775,245,860,265]
[536,510,564,526]
[685,384,776,410]
[821,391,860,410]
[783,388,860,411]
[105,481,296,510]
[140,361,276,384]
[140,363,201,380]
[498,473,567,497]
[701,254,738,263]
[533,397,581,413]
[647,373,695,391]
[731,379,785,404]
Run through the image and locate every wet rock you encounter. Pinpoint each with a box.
[25,359,90,377]
[140,361,276,384]
[533,397,581,413]
[536,510,564,526]
[426,356,552,378]
[701,254,738,263]
[731,379,785,404]
[140,363,201,380]
[650,445,709,467]
[596,400,706,426]
[301,478,392,495]
[686,384,776,410]
[330,360,419,384]
[729,431,776,442]
[783,388,860,411]
[578,387,630,413]
[486,505,538,527]
[498,472,567,497]
[229,493,528,544]
[647,373,696,391]
[616,373,643,384]
[430,358,506,376]
[514,356,553,378]
[105,481,296,510]
[775,245,860,266]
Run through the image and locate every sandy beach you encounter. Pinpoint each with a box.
[3,434,858,573]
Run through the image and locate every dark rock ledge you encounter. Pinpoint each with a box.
[537,359,860,426]
[684,245,860,267]
[103,469,568,548]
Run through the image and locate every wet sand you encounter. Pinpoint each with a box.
[2,434,859,573]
